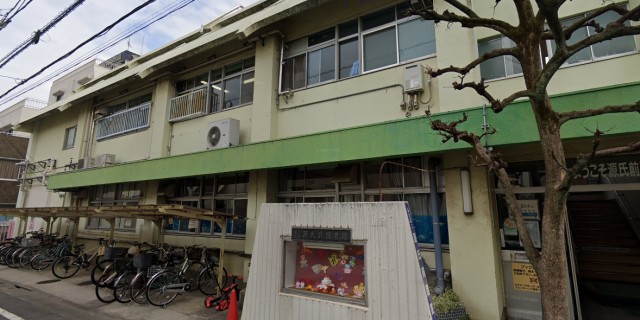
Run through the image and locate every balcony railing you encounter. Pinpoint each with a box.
[96,102,151,140]
[169,87,207,122]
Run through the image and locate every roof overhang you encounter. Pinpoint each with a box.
[0,204,230,224]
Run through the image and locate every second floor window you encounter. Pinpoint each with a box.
[170,58,255,122]
[478,36,522,80]
[479,8,637,81]
[63,126,76,150]
[548,10,636,65]
[281,2,436,92]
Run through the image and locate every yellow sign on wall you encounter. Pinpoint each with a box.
[512,262,540,292]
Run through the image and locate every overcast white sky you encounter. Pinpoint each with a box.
[0,0,258,111]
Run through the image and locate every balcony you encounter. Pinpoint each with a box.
[169,87,207,122]
[96,102,151,140]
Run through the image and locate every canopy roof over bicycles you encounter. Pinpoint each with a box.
[0,204,235,245]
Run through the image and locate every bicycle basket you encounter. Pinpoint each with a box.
[187,247,202,261]
[21,238,41,247]
[146,265,164,277]
[133,253,158,269]
[104,247,129,260]
[113,258,129,271]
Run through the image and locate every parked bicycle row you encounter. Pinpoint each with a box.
[1,234,230,308]
[93,244,229,307]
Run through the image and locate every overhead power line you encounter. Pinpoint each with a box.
[0,0,85,69]
[0,0,159,102]
[0,0,34,31]
[0,0,196,106]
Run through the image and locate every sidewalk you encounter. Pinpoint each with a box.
[0,265,236,320]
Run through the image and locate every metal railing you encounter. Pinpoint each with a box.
[169,87,207,122]
[96,102,151,140]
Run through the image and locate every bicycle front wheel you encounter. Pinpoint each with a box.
[91,259,113,286]
[146,271,180,307]
[130,272,148,304]
[113,271,133,303]
[95,282,116,303]
[52,256,81,279]
[30,253,54,270]
[197,266,228,295]
[19,247,40,268]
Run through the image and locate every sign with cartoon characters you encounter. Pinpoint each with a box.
[291,243,366,300]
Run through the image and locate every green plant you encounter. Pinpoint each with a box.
[431,287,469,320]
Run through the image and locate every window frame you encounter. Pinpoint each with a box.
[86,182,143,231]
[63,126,77,150]
[163,172,249,237]
[280,2,436,93]
[276,156,448,245]
[544,9,637,67]
[477,36,524,81]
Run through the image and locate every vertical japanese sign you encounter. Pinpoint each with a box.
[512,262,540,292]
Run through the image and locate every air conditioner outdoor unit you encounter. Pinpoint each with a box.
[93,154,115,167]
[206,118,239,150]
[77,157,94,169]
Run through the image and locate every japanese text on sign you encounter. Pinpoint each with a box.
[292,227,352,243]
[577,161,640,179]
[512,262,540,292]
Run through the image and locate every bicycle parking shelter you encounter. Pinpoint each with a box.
[0,204,232,286]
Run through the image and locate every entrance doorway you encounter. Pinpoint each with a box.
[567,190,640,320]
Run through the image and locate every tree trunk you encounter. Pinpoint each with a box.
[532,97,570,320]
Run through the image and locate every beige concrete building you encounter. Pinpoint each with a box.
[4,0,640,318]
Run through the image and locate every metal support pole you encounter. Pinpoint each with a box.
[218,218,227,293]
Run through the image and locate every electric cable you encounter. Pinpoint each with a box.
[0,74,23,83]
[0,0,159,102]
[0,0,33,31]
[0,0,196,106]
[0,0,85,69]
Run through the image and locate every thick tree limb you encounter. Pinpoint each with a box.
[595,140,640,157]
[559,100,640,124]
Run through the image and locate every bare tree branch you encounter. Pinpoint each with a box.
[428,48,518,77]
[559,100,640,124]
[426,111,541,265]
[557,129,602,191]
[450,77,534,113]
[595,140,640,157]
[441,0,479,18]
[541,3,629,40]
[408,7,517,37]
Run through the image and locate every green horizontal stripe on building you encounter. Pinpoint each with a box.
[48,81,640,190]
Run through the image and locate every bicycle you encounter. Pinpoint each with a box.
[30,235,72,270]
[204,274,242,311]
[51,238,107,280]
[128,245,171,304]
[195,247,228,295]
[111,242,159,303]
[144,246,204,307]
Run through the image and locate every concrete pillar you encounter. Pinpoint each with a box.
[250,34,281,142]
[244,169,277,278]
[443,152,504,320]
[148,77,175,158]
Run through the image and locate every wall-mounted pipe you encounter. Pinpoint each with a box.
[428,157,445,295]
[280,83,406,111]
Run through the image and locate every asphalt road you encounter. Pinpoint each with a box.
[0,279,122,320]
